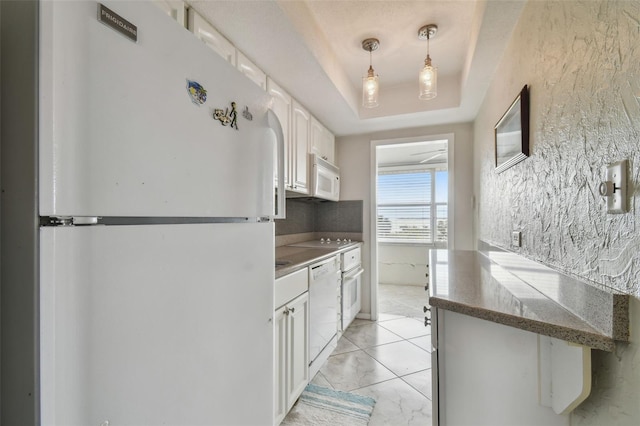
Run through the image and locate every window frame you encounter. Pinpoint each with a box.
[376,164,448,247]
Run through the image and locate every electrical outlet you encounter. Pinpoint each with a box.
[511,231,521,248]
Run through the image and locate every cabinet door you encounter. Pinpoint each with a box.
[287,292,310,411]
[310,117,335,164]
[274,305,288,425]
[291,101,310,194]
[310,116,324,158]
[237,51,267,91]
[187,9,236,65]
[267,79,292,189]
[431,307,440,426]
[322,127,335,164]
[152,0,186,27]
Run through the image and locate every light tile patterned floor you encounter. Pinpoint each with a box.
[307,284,433,425]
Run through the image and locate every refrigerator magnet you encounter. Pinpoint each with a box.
[213,102,239,130]
[242,106,253,121]
[186,80,207,105]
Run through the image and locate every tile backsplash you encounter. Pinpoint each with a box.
[275,199,363,236]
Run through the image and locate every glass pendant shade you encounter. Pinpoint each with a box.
[362,66,379,108]
[419,56,437,100]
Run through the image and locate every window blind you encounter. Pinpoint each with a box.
[377,169,447,244]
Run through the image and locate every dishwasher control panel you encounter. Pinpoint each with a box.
[310,256,339,281]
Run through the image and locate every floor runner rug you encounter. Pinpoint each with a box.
[281,383,376,425]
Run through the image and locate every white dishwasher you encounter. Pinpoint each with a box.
[308,255,341,378]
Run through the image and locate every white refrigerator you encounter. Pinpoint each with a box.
[34,1,283,425]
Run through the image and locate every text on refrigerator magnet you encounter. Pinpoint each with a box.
[213,102,239,130]
[242,106,253,121]
[187,80,207,105]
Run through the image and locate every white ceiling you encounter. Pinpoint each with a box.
[188,0,526,137]
[377,140,448,167]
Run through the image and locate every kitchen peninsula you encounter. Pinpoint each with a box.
[427,248,629,425]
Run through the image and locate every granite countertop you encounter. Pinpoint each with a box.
[428,250,629,352]
[275,243,362,279]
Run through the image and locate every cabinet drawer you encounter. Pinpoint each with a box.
[275,268,308,308]
[342,247,361,271]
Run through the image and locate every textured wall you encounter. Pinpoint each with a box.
[474,1,640,424]
[477,0,640,296]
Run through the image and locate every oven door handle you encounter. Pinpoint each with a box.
[343,268,364,281]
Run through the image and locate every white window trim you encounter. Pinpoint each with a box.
[369,133,455,322]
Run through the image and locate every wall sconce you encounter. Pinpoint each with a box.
[418,24,438,100]
[599,160,628,213]
[362,38,380,108]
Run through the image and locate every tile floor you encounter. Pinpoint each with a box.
[284,284,433,425]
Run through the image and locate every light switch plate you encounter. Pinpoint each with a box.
[605,160,627,214]
[511,231,521,248]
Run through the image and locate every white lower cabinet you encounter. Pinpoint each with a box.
[433,309,576,426]
[275,270,309,425]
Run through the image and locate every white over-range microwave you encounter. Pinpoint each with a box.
[310,154,340,201]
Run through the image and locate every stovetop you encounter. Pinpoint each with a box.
[288,238,357,249]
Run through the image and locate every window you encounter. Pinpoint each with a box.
[377,168,448,245]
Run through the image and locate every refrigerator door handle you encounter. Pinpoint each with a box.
[268,109,286,219]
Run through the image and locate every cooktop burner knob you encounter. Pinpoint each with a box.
[326,238,331,243]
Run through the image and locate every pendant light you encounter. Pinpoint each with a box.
[418,24,438,100]
[362,38,380,108]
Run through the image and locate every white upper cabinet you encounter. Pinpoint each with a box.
[291,101,311,194]
[187,9,236,66]
[237,51,267,91]
[152,0,187,28]
[267,78,292,189]
[310,117,335,164]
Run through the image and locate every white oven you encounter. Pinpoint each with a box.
[341,246,363,331]
[310,154,340,201]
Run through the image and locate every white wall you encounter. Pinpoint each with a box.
[473,1,640,423]
[378,244,428,286]
[337,122,474,316]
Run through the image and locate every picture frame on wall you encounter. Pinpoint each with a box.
[494,85,529,173]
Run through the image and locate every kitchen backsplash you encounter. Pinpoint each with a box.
[275,199,363,236]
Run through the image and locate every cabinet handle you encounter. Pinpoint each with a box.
[289,307,295,313]
[424,306,432,327]
[284,307,290,315]
[424,282,429,291]
[425,272,429,278]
